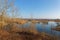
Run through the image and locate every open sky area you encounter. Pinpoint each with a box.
[14,0,60,19]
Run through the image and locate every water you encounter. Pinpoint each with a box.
[36,22,60,36]
[16,21,60,37]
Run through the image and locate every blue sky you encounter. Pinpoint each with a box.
[14,0,60,19]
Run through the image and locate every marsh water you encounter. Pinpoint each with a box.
[15,21,60,38]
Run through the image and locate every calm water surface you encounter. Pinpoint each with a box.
[16,21,60,37]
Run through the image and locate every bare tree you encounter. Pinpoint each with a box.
[0,0,19,29]
[0,0,17,17]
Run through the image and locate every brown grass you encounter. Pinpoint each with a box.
[52,27,60,31]
[0,23,59,40]
[0,17,59,40]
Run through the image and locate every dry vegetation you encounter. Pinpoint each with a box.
[0,23,59,40]
[0,0,60,40]
[52,27,60,31]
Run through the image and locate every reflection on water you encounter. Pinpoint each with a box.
[36,23,60,36]
[15,21,60,38]
[21,21,60,37]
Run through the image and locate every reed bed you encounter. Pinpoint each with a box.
[0,23,59,40]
